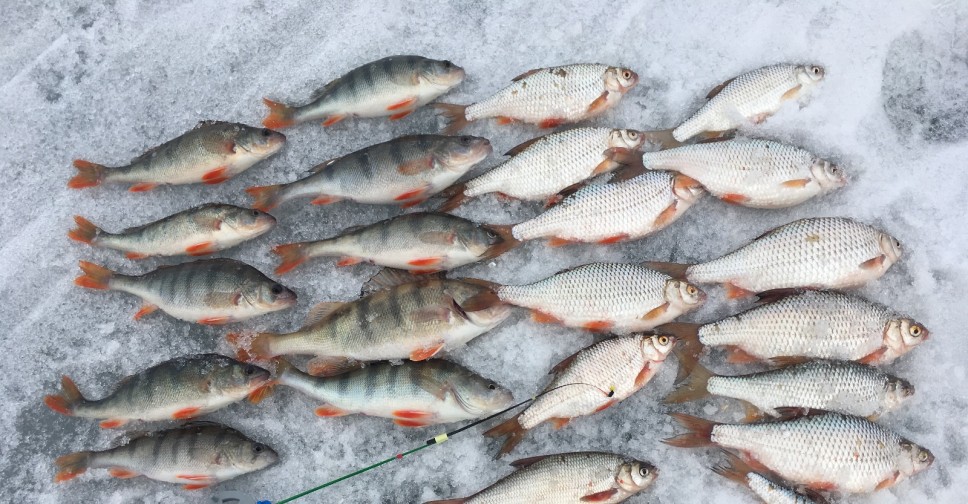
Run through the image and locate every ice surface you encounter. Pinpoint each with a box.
[2,1,967,503]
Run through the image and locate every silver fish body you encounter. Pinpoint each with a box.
[69,204,276,259]
[714,452,825,504]
[426,452,657,504]
[53,423,278,488]
[74,259,296,324]
[498,262,705,333]
[673,64,825,142]
[641,139,845,208]
[512,171,704,245]
[276,359,513,426]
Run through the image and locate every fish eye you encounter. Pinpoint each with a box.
[910,325,923,337]
[459,136,473,145]
[487,383,496,390]
[622,70,632,79]
[686,285,697,295]
[443,60,453,68]
[261,128,272,136]
[244,365,256,376]
[251,209,260,217]
[627,131,639,139]
[657,335,669,346]
[270,284,284,295]
[638,467,650,477]
[893,238,901,248]
[918,451,929,462]
[811,66,822,75]
[253,444,264,453]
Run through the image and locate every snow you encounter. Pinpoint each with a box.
[2,1,966,502]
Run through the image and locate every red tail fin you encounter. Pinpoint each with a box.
[246,185,284,212]
[43,376,86,416]
[483,414,528,457]
[74,261,114,290]
[261,98,296,130]
[272,243,308,275]
[655,322,703,382]
[712,451,753,487]
[432,103,470,134]
[437,183,468,212]
[663,413,718,448]
[663,362,714,403]
[68,160,105,189]
[480,224,521,261]
[68,216,101,245]
[54,451,92,483]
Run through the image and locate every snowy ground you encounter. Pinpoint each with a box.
[2,1,967,502]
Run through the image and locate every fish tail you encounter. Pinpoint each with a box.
[246,184,284,212]
[663,413,718,448]
[663,362,714,403]
[432,103,470,134]
[656,322,703,382]
[711,451,754,487]
[227,332,276,362]
[436,183,468,212]
[54,451,92,483]
[68,160,105,189]
[67,216,103,245]
[483,414,527,457]
[261,98,297,130]
[480,224,521,261]
[74,260,115,290]
[43,375,87,416]
[272,243,309,275]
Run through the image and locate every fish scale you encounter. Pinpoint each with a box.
[745,473,819,504]
[685,217,902,293]
[673,64,824,142]
[640,139,845,208]
[497,262,705,333]
[512,171,704,243]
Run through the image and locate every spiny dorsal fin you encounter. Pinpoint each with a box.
[304,301,348,327]
[706,77,736,100]
[309,156,344,174]
[193,120,223,130]
[310,77,343,100]
[361,268,441,295]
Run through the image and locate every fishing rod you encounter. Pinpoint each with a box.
[254,381,616,504]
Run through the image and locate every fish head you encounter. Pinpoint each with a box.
[879,232,903,265]
[810,158,847,190]
[604,66,639,93]
[608,129,647,151]
[796,64,826,86]
[245,281,298,312]
[641,334,677,362]
[881,377,916,412]
[664,279,706,313]
[222,207,277,236]
[219,438,279,474]
[897,440,934,476]
[421,59,466,88]
[439,135,492,171]
[452,375,514,416]
[883,318,929,361]
[672,174,706,203]
[236,126,287,158]
[615,459,658,493]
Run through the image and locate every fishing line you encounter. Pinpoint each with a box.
[271,381,615,503]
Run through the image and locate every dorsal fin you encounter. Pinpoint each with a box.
[310,77,343,100]
[361,268,440,295]
[706,77,736,100]
[510,68,542,82]
[193,120,223,130]
[509,454,551,468]
[309,156,344,174]
[504,135,546,156]
[754,288,806,305]
[304,301,348,327]
[549,349,582,376]
[130,144,166,165]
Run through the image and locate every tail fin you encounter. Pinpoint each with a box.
[480,224,521,261]
[74,261,115,290]
[54,451,92,483]
[261,98,297,130]
[227,332,276,362]
[642,261,691,279]
[437,183,468,212]
[664,363,714,403]
[483,414,528,457]
[44,376,86,416]
[663,413,718,448]
[272,243,309,275]
[655,322,703,382]
[68,216,102,245]
[246,185,284,212]
[68,160,105,189]
[640,129,682,150]
[433,103,470,134]
[711,451,753,487]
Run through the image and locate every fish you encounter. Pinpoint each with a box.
[640,139,846,208]
[435,64,639,133]
[272,212,518,275]
[43,354,272,428]
[485,334,676,456]
[511,171,704,246]
[425,451,658,504]
[68,121,285,191]
[663,290,928,371]
[73,259,296,324]
[439,128,645,210]
[664,412,934,494]
[68,204,276,259]
[646,217,903,298]
[246,134,491,211]
[274,359,514,427]
[53,422,278,489]
[228,270,510,376]
[496,262,705,334]
[665,360,915,420]
[261,55,465,129]
[673,64,825,142]
[714,452,828,504]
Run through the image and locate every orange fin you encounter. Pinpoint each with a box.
[108,468,139,479]
[322,114,346,127]
[394,187,427,201]
[172,407,201,420]
[531,310,563,324]
[663,413,717,448]
[408,257,442,267]
[273,243,308,274]
[128,183,158,192]
[581,489,619,502]
[781,178,811,188]
[593,399,617,413]
[262,98,296,129]
[198,316,231,325]
[634,363,655,388]
[98,418,126,429]
[133,304,157,320]
[201,166,230,185]
[68,216,101,245]
[247,383,275,404]
[642,302,669,321]
[858,347,888,365]
[432,103,470,135]
[721,193,749,204]
[398,157,434,175]
[246,184,284,212]
[125,252,149,260]
[582,320,613,332]
[44,375,84,416]
[549,417,571,430]
[311,195,343,205]
[68,160,105,189]
[664,363,713,403]
[859,255,886,270]
[726,346,761,364]
[875,473,900,491]
[315,405,352,417]
[389,110,413,121]
[74,261,114,290]
[495,116,515,125]
[538,118,565,129]
[394,418,430,428]
[483,414,527,457]
[54,452,91,483]
[597,234,628,245]
[586,91,610,115]
[401,198,426,209]
[393,410,432,419]
[336,256,362,267]
[185,242,216,256]
[781,83,803,101]
[654,200,680,228]
[387,97,417,111]
[183,484,210,490]
[724,283,755,299]
[547,237,576,247]
[410,343,445,361]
